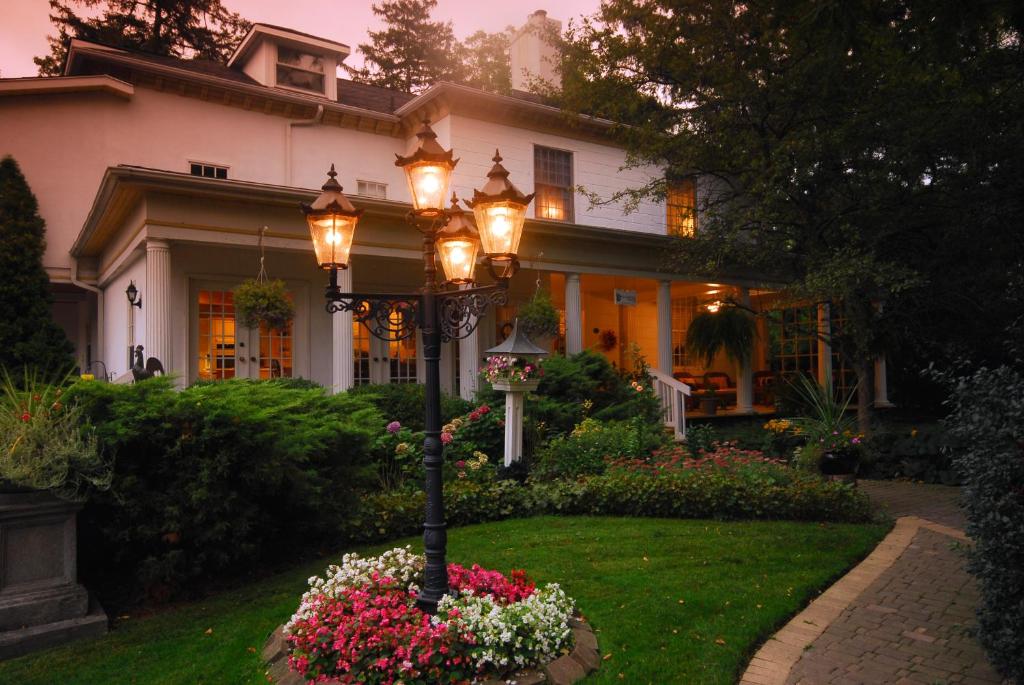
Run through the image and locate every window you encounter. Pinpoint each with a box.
[534,146,573,221]
[353,319,370,385]
[671,296,698,368]
[357,180,387,199]
[197,289,236,380]
[768,306,818,379]
[667,180,696,236]
[190,162,228,179]
[276,46,326,94]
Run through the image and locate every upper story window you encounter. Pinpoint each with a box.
[190,162,228,179]
[276,46,326,94]
[357,180,387,199]
[534,145,573,221]
[667,179,697,237]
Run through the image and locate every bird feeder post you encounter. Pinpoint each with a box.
[485,319,548,467]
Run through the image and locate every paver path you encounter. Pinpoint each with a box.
[740,481,1008,685]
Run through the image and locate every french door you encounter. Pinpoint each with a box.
[353,319,418,385]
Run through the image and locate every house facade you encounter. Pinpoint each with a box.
[0,11,891,413]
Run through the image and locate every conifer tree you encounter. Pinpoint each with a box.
[0,157,75,377]
[347,0,464,93]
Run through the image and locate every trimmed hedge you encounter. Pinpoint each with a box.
[348,383,472,432]
[66,378,381,600]
[342,469,875,546]
[945,364,1024,682]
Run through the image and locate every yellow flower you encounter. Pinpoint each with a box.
[79,373,95,381]
[910,428,918,438]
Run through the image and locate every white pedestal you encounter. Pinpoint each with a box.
[492,379,540,467]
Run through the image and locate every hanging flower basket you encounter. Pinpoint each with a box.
[482,355,543,391]
[234,278,294,331]
[492,378,541,393]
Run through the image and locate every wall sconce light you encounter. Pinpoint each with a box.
[126,280,142,309]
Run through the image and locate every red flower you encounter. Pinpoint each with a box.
[20,412,30,423]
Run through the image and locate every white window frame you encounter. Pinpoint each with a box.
[356,180,388,199]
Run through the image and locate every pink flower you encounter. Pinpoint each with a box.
[455,460,466,469]
[386,421,402,434]
[440,432,453,445]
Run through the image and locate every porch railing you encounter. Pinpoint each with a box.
[647,368,691,441]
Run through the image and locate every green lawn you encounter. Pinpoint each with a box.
[0,517,888,685]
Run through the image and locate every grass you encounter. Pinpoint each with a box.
[0,516,889,685]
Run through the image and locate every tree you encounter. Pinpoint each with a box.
[347,0,464,93]
[559,0,1024,431]
[34,0,251,76]
[0,157,75,378]
[460,27,515,94]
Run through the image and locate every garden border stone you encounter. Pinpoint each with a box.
[262,613,600,685]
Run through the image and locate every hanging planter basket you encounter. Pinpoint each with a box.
[233,227,295,332]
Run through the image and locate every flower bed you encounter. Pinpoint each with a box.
[284,547,575,683]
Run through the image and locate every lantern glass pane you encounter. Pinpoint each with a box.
[307,214,357,269]
[438,237,478,284]
[473,200,527,257]
[404,161,451,213]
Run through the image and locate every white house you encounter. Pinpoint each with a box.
[0,11,891,413]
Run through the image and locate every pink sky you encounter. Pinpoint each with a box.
[0,0,601,78]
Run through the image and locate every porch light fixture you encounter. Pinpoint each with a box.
[466,150,534,277]
[395,118,457,215]
[706,300,722,313]
[125,281,142,309]
[436,194,480,285]
[302,126,532,616]
[301,165,363,271]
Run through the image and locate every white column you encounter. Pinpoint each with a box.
[331,265,354,393]
[817,303,832,387]
[144,238,171,370]
[736,287,754,413]
[503,390,526,466]
[874,356,894,408]
[565,273,583,355]
[656,280,673,374]
[458,324,480,401]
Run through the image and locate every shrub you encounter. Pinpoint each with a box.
[0,372,110,500]
[860,424,959,484]
[533,417,661,479]
[944,364,1024,682]
[65,378,381,600]
[685,423,717,454]
[349,383,472,432]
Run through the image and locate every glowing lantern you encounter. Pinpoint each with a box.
[300,165,363,270]
[436,194,480,285]
[395,119,457,215]
[465,150,534,268]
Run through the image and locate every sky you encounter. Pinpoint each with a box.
[0,0,602,79]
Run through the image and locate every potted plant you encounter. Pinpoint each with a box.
[0,371,110,656]
[482,354,543,392]
[786,374,861,483]
[233,278,294,331]
[698,376,720,415]
[517,288,560,343]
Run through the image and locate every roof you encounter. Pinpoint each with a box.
[251,23,349,49]
[337,79,414,114]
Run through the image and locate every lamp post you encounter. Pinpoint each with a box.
[300,119,533,614]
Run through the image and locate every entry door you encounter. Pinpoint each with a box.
[235,321,294,380]
[353,320,419,385]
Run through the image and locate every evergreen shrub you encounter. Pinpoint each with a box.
[944,365,1024,682]
[348,383,472,432]
[65,378,381,600]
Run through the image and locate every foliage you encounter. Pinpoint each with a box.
[370,422,423,491]
[517,288,561,341]
[64,378,381,599]
[0,517,888,685]
[859,424,959,484]
[0,157,75,378]
[685,423,717,455]
[35,0,251,76]
[346,0,464,93]
[232,278,294,331]
[785,374,857,440]
[685,306,756,367]
[559,0,1024,427]
[459,27,515,93]
[0,372,110,500]
[533,417,663,480]
[943,364,1024,682]
[348,383,471,432]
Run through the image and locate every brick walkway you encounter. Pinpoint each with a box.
[741,481,1008,685]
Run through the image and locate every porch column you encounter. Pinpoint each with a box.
[736,287,754,413]
[656,280,673,374]
[874,356,894,408]
[817,303,832,387]
[331,265,354,393]
[458,316,479,401]
[565,273,583,355]
[144,238,171,370]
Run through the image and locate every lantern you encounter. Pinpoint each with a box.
[466,150,534,267]
[395,119,458,215]
[436,194,480,285]
[300,165,363,270]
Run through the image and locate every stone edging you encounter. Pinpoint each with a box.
[262,615,599,685]
[738,516,968,685]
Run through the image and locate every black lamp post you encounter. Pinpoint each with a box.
[300,119,533,614]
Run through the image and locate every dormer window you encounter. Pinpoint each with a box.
[276,46,326,94]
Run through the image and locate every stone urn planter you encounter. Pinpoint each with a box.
[821,450,859,485]
[0,490,107,659]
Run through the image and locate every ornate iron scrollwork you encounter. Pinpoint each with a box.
[326,296,419,342]
[438,286,508,342]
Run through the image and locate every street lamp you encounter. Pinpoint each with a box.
[301,120,530,614]
[466,151,534,280]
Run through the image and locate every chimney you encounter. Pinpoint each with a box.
[509,9,562,93]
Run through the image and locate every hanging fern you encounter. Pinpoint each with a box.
[686,306,756,367]
[234,279,294,331]
[518,289,561,340]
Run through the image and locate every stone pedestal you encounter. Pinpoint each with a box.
[492,379,540,467]
[0,491,107,659]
